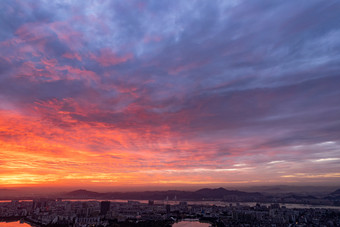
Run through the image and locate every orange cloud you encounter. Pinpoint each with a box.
[0,106,256,187]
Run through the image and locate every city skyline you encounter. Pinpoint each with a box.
[1,0,340,189]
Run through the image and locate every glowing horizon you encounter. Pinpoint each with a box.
[1,0,340,188]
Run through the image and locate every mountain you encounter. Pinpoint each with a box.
[196,187,262,198]
[0,188,17,199]
[331,189,340,195]
[65,189,102,198]
[282,194,317,200]
[62,187,263,201]
[323,188,340,205]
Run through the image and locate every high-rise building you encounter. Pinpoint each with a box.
[148,200,154,205]
[166,204,171,214]
[100,201,110,215]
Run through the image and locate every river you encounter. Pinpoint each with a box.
[1,220,210,227]
[55,199,340,210]
[0,221,31,227]
[1,199,339,210]
[173,221,210,227]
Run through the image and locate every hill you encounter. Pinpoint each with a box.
[62,187,263,201]
[331,189,340,195]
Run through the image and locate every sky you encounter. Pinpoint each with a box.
[0,0,340,190]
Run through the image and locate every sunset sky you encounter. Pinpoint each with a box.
[0,0,340,190]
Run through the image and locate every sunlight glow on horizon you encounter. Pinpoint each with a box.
[0,0,340,188]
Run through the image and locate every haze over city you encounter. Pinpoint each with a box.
[1,0,340,192]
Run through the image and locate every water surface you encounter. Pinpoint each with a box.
[0,221,31,227]
[173,221,210,227]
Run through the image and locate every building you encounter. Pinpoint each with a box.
[100,201,110,215]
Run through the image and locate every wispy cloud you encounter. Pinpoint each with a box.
[0,0,340,186]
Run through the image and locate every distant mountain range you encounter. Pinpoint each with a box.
[60,187,340,205]
[1,187,339,205]
[62,187,263,201]
[324,188,340,204]
[331,189,340,195]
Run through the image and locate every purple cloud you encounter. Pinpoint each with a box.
[0,0,340,185]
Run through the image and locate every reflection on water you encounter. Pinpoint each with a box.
[0,221,31,227]
[0,200,32,203]
[0,220,209,227]
[173,221,210,227]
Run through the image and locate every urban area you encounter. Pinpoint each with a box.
[1,199,340,227]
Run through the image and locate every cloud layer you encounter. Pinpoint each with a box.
[0,0,340,187]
